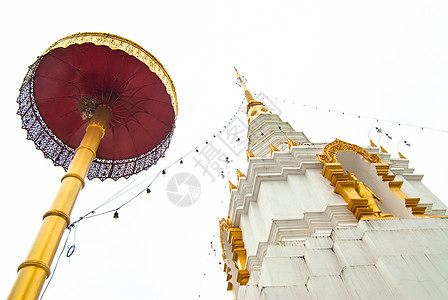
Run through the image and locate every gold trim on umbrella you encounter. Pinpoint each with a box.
[44,32,178,118]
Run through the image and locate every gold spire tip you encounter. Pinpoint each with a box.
[234,67,242,79]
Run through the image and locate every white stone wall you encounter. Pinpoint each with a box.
[238,219,448,300]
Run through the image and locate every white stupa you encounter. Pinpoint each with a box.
[219,70,448,299]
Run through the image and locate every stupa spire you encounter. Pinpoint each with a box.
[235,67,255,103]
[234,68,271,123]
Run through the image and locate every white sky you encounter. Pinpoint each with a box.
[1,1,448,299]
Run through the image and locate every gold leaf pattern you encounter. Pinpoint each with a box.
[318,138,382,164]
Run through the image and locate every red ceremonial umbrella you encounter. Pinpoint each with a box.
[10,32,177,299]
[18,32,177,180]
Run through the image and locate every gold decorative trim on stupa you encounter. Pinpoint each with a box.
[228,181,237,193]
[287,138,298,150]
[318,138,382,164]
[246,150,255,161]
[236,169,246,181]
[318,138,426,219]
[219,217,250,291]
[269,144,280,156]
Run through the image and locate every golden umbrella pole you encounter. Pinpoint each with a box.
[8,104,112,300]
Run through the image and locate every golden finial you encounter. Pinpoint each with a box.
[235,68,272,125]
[236,169,246,181]
[398,152,407,159]
[287,138,298,150]
[370,140,377,147]
[380,146,388,153]
[269,144,280,156]
[234,67,243,80]
[234,67,255,103]
[228,180,237,193]
[234,67,245,88]
[246,150,255,161]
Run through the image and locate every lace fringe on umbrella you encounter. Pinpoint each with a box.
[17,58,175,181]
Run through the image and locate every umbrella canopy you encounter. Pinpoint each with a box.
[17,32,177,180]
